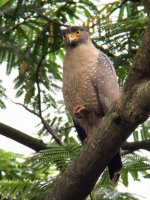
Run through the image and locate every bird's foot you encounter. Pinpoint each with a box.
[73,105,87,119]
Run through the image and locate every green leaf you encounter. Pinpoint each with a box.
[121,169,128,186]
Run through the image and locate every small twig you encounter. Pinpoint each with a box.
[108,0,128,17]
[39,14,69,28]
[35,55,62,145]
[12,101,39,117]
[4,12,67,36]
[35,54,45,116]
[4,20,26,34]
[92,40,115,57]
[12,101,62,145]
[58,125,74,132]
[4,12,35,34]
[108,0,141,17]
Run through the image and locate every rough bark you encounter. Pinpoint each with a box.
[44,2,150,200]
[142,0,150,18]
[0,122,46,151]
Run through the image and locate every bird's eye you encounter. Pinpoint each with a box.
[63,34,66,39]
[76,31,80,36]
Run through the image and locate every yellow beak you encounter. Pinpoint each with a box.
[66,33,78,44]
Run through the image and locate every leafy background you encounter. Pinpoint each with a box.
[0,0,150,199]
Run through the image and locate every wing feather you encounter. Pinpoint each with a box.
[94,52,119,113]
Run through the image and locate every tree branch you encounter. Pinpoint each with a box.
[12,101,62,145]
[12,101,40,117]
[44,2,150,200]
[35,54,45,117]
[142,0,150,18]
[1,120,150,154]
[35,55,62,145]
[108,0,141,17]
[0,122,46,152]
[92,40,115,58]
[122,140,150,151]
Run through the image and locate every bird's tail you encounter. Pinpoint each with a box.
[108,152,122,185]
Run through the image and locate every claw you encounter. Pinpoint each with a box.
[73,105,87,118]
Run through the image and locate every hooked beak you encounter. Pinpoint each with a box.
[66,33,78,45]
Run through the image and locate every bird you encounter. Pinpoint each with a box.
[61,26,122,184]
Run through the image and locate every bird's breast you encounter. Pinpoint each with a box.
[63,59,102,116]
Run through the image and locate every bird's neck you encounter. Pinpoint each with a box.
[64,40,99,73]
[66,40,98,57]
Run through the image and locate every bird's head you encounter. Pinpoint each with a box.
[61,26,89,47]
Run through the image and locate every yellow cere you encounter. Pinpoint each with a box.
[63,31,80,43]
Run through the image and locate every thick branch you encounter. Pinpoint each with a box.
[0,122,46,152]
[122,140,150,151]
[44,6,150,200]
[142,0,150,17]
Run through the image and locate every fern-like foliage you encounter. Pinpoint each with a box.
[0,143,150,200]
[0,149,23,180]
[0,80,6,109]
[93,2,147,86]
[99,154,150,187]
[0,144,81,199]
[24,144,150,188]
[90,187,139,200]
[0,179,51,200]
[133,123,150,142]
[24,142,81,176]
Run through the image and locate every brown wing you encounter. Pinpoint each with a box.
[94,52,122,184]
[94,51,119,113]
